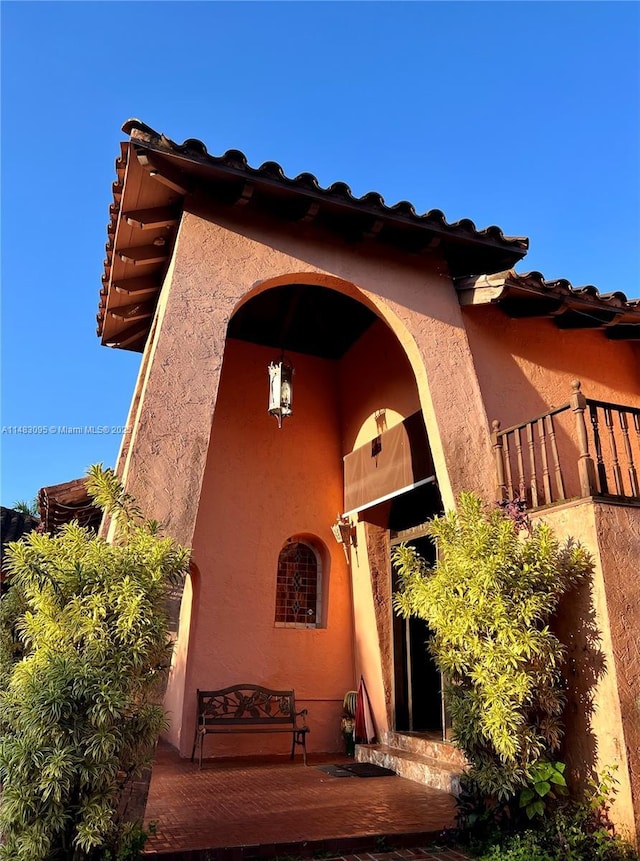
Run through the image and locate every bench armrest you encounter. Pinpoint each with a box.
[294,708,309,729]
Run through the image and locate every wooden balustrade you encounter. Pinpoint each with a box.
[492,381,640,508]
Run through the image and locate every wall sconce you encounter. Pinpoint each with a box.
[332,514,357,562]
[268,358,293,428]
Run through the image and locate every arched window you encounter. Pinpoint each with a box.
[275,539,323,628]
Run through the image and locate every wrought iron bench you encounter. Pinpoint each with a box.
[190,683,309,769]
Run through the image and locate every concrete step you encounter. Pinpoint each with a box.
[382,731,467,769]
[356,743,463,796]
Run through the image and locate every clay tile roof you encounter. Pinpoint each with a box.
[1,507,39,574]
[455,269,640,339]
[97,119,529,351]
[119,118,528,250]
[37,478,102,535]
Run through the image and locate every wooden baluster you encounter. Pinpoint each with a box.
[546,414,565,500]
[527,421,539,507]
[503,433,514,500]
[589,404,608,494]
[604,407,624,496]
[634,414,640,492]
[570,380,598,497]
[515,427,526,500]
[538,417,553,504]
[491,420,507,501]
[619,411,639,497]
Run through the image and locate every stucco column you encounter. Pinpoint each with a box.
[116,222,237,546]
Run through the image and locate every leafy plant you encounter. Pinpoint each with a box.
[519,760,568,819]
[476,767,638,861]
[0,464,190,861]
[12,497,40,518]
[392,492,593,804]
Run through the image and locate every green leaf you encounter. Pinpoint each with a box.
[534,780,551,796]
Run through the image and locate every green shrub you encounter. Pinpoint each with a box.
[0,465,190,861]
[475,768,638,860]
[392,492,593,802]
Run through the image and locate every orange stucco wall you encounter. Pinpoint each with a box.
[534,501,639,842]
[463,304,640,426]
[118,204,497,555]
[338,317,422,452]
[168,339,354,756]
[166,304,429,755]
[463,305,640,500]
[593,503,640,842]
[337,318,424,736]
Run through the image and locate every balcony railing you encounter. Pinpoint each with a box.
[491,381,640,508]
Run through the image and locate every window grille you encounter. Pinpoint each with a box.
[275,540,321,627]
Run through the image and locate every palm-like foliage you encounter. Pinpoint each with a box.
[0,465,190,860]
[392,492,593,800]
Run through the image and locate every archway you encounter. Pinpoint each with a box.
[181,274,448,754]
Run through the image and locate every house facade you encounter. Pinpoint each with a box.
[98,120,640,837]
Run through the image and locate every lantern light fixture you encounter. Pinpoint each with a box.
[268,357,294,428]
[332,514,357,562]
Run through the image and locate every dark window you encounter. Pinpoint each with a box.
[275,540,321,627]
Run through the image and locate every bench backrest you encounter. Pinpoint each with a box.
[196,684,296,727]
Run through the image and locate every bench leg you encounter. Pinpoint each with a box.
[291,730,308,766]
[191,729,198,764]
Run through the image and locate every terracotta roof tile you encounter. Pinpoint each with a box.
[455,269,640,338]
[97,120,530,347]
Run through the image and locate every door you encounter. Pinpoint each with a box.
[389,483,444,735]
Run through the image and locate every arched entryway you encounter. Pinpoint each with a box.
[172,274,448,756]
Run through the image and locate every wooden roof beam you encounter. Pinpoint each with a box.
[113,275,161,296]
[135,150,193,195]
[105,319,150,349]
[123,206,180,230]
[117,244,169,265]
[109,300,154,322]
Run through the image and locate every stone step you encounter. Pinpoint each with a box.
[356,743,463,796]
[382,731,467,769]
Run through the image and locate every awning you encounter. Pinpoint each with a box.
[343,412,435,516]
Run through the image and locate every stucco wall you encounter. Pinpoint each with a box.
[338,317,422,452]
[462,306,640,501]
[119,204,497,555]
[119,204,496,754]
[533,501,639,841]
[463,305,640,430]
[593,503,640,840]
[168,339,355,757]
[167,302,429,754]
[335,317,427,735]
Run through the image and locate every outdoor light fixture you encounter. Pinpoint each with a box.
[332,515,357,562]
[268,358,293,428]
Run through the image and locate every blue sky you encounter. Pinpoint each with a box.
[1,1,638,508]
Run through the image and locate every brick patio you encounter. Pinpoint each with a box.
[143,741,473,860]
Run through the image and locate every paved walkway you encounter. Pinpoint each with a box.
[143,742,472,860]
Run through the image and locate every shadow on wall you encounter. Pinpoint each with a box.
[554,576,607,792]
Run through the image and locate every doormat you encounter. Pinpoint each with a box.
[342,762,397,778]
[316,764,356,777]
[316,763,397,778]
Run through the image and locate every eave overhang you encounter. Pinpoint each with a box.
[456,269,640,340]
[98,119,529,351]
